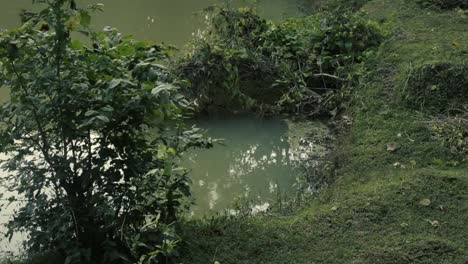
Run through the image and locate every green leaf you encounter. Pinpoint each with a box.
[117,44,134,57]
[157,145,167,159]
[89,3,105,12]
[109,79,122,89]
[153,63,168,70]
[71,40,84,50]
[96,115,110,123]
[80,11,91,27]
[85,110,98,117]
[152,84,177,95]
[168,147,176,155]
[100,106,114,112]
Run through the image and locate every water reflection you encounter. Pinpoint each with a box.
[183,117,328,216]
[0,154,27,255]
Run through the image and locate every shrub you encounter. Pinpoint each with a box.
[0,0,211,263]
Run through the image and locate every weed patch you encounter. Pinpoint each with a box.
[403,62,468,113]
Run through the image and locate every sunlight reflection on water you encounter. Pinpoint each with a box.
[183,117,329,216]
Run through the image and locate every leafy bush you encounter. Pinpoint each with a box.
[178,6,384,116]
[0,0,211,263]
[178,8,280,115]
[403,62,468,112]
[418,0,468,9]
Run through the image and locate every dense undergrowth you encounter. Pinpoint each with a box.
[418,0,468,9]
[178,0,468,263]
[178,4,384,117]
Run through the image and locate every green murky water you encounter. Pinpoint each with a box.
[185,117,295,216]
[184,117,331,216]
[0,0,307,47]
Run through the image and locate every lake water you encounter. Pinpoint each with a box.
[0,0,310,47]
[184,117,331,216]
[185,117,295,216]
[0,0,326,254]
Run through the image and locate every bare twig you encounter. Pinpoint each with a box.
[313,73,346,82]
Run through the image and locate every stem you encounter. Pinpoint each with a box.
[86,129,93,198]
[8,60,66,193]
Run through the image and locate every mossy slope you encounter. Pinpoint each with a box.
[179,0,468,263]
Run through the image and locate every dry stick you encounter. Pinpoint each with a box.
[442,108,468,115]
[318,62,327,89]
[212,245,219,263]
[120,214,127,241]
[69,206,80,241]
[402,62,413,94]
[313,73,346,82]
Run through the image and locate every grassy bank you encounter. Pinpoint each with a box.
[179,0,468,263]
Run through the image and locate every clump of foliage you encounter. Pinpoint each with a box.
[178,5,384,116]
[417,0,468,9]
[0,0,211,263]
[403,62,468,113]
[178,8,279,115]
